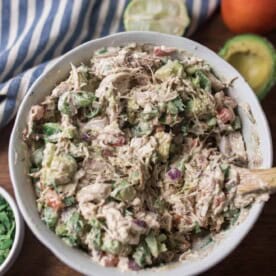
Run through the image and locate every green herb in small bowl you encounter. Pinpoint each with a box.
[0,195,15,265]
[0,188,24,275]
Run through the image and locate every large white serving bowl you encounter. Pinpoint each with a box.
[9,32,273,276]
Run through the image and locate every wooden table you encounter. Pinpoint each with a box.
[1,11,276,276]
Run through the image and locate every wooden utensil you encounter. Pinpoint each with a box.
[237,167,276,195]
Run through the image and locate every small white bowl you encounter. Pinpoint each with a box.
[9,32,273,275]
[0,187,24,276]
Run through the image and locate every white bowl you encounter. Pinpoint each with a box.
[0,187,25,276]
[9,32,273,275]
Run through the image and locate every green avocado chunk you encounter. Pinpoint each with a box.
[219,34,276,100]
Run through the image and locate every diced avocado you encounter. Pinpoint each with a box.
[42,143,56,168]
[42,153,77,186]
[31,147,44,167]
[153,198,168,212]
[145,233,159,258]
[42,206,59,230]
[220,163,230,178]
[73,92,95,108]
[55,223,68,236]
[207,117,217,128]
[62,236,79,247]
[43,122,77,142]
[127,98,140,124]
[192,70,211,92]
[62,125,77,139]
[101,237,122,255]
[232,117,241,130]
[194,222,202,234]
[132,242,152,267]
[167,97,185,115]
[66,211,84,235]
[145,232,167,258]
[87,218,103,250]
[128,98,140,111]
[43,123,62,136]
[155,60,184,81]
[187,94,215,119]
[63,196,76,207]
[129,170,140,185]
[219,34,276,99]
[133,121,153,137]
[43,123,62,142]
[141,108,159,121]
[55,210,84,247]
[155,132,172,161]
[110,180,137,203]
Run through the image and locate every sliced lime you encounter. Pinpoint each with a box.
[124,0,190,36]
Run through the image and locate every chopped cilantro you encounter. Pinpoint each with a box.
[0,196,15,265]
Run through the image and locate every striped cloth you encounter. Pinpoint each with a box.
[0,0,219,128]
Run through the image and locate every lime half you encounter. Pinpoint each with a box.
[124,0,190,36]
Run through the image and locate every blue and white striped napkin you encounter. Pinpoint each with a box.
[0,0,219,128]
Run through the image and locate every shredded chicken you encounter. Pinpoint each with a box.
[23,44,266,271]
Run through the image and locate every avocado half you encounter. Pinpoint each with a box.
[219,34,276,100]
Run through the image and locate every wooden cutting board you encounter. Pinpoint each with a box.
[1,12,276,276]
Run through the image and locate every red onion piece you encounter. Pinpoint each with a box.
[153,46,176,57]
[128,260,141,271]
[133,219,147,228]
[167,168,182,180]
[81,132,91,141]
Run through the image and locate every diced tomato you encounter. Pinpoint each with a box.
[217,107,234,124]
[110,135,126,147]
[44,189,63,210]
[184,216,193,225]
[191,138,199,147]
[153,47,176,57]
[173,214,182,225]
[214,194,225,208]
[101,255,119,267]
[182,240,191,251]
[30,105,44,121]
[103,134,126,147]
[102,149,114,157]
[155,125,165,133]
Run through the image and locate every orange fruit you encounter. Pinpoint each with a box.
[221,0,276,34]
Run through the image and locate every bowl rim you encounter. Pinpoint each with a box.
[8,31,273,276]
[0,187,25,275]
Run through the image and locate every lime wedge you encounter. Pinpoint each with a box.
[124,0,190,36]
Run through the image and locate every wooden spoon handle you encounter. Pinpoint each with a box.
[252,168,276,190]
[237,167,276,195]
